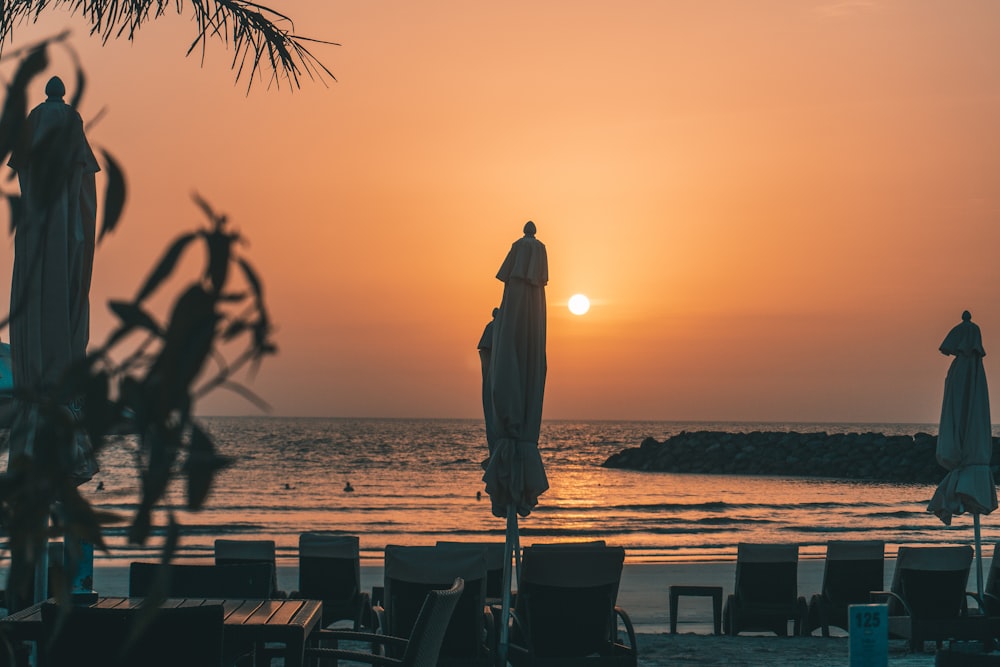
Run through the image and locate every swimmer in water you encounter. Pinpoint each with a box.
[344,481,354,493]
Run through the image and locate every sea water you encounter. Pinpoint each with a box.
[78,417,992,565]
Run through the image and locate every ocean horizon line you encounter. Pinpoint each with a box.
[198,415,941,429]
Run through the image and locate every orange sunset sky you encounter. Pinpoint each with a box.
[1,1,999,423]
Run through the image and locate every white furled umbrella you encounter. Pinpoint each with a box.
[928,310,997,602]
[481,221,549,665]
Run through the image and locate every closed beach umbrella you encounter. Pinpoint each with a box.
[6,77,100,607]
[7,75,100,481]
[481,220,549,664]
[927,310,997,601]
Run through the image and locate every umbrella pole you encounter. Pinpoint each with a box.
[33,540,49,604]
[499,503,517,666]
[975,513,985,605]
[514,512,522,588]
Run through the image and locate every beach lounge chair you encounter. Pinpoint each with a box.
[374,545,494,667]
[980,543,1000,615]
[304,578,464,667]
[128,561,270,665]
[214,539,285,598]
[128,561,274,599]
[214,539,288,664]
[39,601,225,667]
[290,533,370,631]
[804,540,885,636]
[871,545,989,652]
[722,543,807,637]
[507,543,637,666]
[435,541,506,600]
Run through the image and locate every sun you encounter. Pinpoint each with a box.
[568,294,591,316]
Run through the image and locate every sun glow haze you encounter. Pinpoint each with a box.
[2,3,1000,422]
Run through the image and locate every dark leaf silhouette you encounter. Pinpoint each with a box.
[6,195,21,234]
[57,484,120,552]
[81,369,116,448]
[119,375,145,426]
[217,291,248,303]
[205,228,231,295]
[236,257,272,359]
[128,505,152,545]
[98,149,126,242]
[237,257,263,303]
[146,285,218,421]
[131,424,183,545]
[221,319,249,341]
[135,232,197,303]
[0,45,48,164]
[191,192,223,226]
[185,423,232,510]
[108,300,162,336]
[161,515,180,564]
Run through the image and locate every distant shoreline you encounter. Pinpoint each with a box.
[199,416,943,427]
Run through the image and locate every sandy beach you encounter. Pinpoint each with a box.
[73,557,970,666]
[634,634,941,667]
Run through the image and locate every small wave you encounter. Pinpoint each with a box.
[101,522,270,537]
[868,510,927,519]
[514,525,733,538]
[789,525,893,534]
[611,501,731,512]
[611,500,884,512]
[694,517,778,526]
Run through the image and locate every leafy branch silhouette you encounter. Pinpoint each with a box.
[1,1,337,90]
[82,192,276,547]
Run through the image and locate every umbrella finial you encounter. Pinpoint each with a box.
[963,310,972,322]
[45,76,65,101]
[523,220,536,237]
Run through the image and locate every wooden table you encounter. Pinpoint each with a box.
[0,597,323,667]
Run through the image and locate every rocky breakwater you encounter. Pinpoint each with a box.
[602,431,1000,484]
